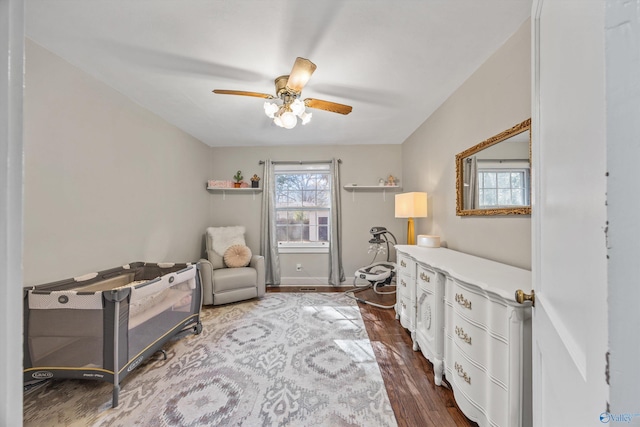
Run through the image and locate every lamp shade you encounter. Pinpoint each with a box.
[395,192,428,218]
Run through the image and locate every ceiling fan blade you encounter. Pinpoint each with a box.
[304,98,353,115]
[286,57,317,93]
[213,89,274,99]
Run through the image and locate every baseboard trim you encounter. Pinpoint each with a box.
[277,277,350,287]
[280,277,328,286]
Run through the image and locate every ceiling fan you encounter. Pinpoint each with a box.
[213,57,352,129]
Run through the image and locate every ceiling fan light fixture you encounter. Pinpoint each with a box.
[300,111,312,125]
[280,110,298,129]
[213,57,351,130]
[290,98,305,116]
[263,101,279,118]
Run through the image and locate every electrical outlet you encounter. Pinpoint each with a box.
[296,263,302,271]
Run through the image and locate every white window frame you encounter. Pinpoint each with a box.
[274,163,331,254]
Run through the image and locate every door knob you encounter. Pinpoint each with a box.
[515,289,535,307]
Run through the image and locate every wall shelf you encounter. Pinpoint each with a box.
[343,184,402,191]
[206,186,262,200]
[342,184,402,201]
[207,187,262,192]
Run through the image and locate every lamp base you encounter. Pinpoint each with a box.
[407,217,416,245]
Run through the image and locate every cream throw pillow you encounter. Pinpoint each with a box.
[223,245,252,268]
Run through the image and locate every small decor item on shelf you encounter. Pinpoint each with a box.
[378,178,386,186]
[208,180,234,188]
[386,175,397,186]
[250,174,261,188]
[233,170,243,188]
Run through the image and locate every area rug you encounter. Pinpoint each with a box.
[23,293,398,427]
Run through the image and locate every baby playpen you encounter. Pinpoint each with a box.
[23,262,202,407]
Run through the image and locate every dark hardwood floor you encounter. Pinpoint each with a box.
[267,285,477,427]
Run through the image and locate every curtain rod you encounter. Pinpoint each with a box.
[258,159,341,165]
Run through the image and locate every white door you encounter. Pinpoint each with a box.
[1,0,25,425]
[531,1,609,426]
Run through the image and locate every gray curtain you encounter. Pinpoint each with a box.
[464,156,478,210]
[328,158,345,286]
[260,159,281,285]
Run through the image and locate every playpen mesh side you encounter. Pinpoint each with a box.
[125,273,198,359]
[27,292,105,369]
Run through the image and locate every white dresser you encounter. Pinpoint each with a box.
[395,245,532,427]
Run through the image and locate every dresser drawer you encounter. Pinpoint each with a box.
[397,253,415,279]
[451,310,509,386]
[449,356,487,414]
[397,274,415,301]
[416,264,438,291]
[451,279,511,339]
[398,295,415,331]
[449,354,510,427]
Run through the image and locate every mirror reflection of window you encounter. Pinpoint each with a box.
[468,129,530,210]
[477,160,530,208]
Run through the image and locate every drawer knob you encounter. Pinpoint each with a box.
[454,362,471,384]
[401,279,406,287]
[455,326,472,345]
[419,272,431,282]
[515,289,535,307]
[400,260,407,267]
[455,293,472,310]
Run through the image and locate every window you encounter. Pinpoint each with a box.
[274,163,331,253]
[477,164,530,208]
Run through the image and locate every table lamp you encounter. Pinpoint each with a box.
[395,192,428,245]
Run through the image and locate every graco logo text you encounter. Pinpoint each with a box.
[127,356,144,372]
[600,412,640,424]
[31,371,53,379]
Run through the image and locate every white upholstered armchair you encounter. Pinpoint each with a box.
[198,226,265,306]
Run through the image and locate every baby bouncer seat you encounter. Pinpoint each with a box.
[346,227,397,309]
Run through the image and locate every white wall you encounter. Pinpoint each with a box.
[208,144,403,284]
[401,18,532,270]
[23,40,212,286]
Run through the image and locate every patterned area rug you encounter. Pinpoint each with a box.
[23,293,398,426]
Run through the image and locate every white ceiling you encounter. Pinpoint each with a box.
[25,0,531,147]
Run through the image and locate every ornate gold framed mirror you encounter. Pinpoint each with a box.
[455,118,531,216]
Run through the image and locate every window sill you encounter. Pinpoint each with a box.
[278,246,329,254]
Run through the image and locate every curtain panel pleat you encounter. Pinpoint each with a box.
[328,158,345,286]
[260,160,281,285]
